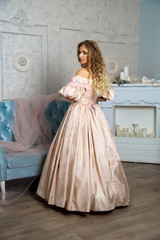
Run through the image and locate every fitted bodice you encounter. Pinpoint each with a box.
[77,79,97,105]
[59,75,115,106]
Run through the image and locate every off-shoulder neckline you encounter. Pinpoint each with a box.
[75,75,93,80]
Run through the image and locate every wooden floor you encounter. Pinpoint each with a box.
[0,162,160,240]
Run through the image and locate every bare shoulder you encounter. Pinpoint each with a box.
[75,68,90,79]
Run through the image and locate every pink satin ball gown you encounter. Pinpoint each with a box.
[37,75,130,212]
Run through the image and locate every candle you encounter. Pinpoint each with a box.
[124,132,129,137]
[147,133,152,138]
[129,133,135,137]
[128,127,133,134]
[120,72,125,80]
[116,130,121,137]
[115,125,120,131]
[127,76,131,82]
[142,128,147,138]
[124,66,129,79]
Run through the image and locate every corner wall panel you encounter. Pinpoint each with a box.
[60,28,83,86]
[0,20,48,100]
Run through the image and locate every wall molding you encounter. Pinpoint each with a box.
[0,16,48,100]
[10,9,32,32]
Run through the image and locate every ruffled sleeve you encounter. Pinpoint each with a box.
[102,88,116,100]
[59,76,88,101]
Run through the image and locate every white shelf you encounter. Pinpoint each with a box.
[112,83,160,87]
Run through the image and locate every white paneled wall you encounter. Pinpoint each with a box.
[0,19,48,100]
[0,0,139,100]
[60,28,83,86]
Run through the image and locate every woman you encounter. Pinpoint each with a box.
[37,40,130,212]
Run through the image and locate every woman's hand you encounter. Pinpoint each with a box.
[66,97,73,102]
[96,97,107,102]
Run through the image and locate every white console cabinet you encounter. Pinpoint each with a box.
[99,84,160,164]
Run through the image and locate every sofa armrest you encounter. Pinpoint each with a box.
[0,146,7,181]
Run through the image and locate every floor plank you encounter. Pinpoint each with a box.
[0,162,160,240]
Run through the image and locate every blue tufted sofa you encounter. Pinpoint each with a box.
[0,100,70,199]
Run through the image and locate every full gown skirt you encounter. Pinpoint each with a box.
[37,76,130,212]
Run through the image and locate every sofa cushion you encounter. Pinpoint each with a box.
[6,148,48,169]
[0,101,15,141]
[45,100,71,139]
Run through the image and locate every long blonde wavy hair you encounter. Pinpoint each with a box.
[77,40,111,96]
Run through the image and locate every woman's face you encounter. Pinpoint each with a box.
[78,44,88,66]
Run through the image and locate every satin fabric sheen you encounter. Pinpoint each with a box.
[37,76,130,212]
